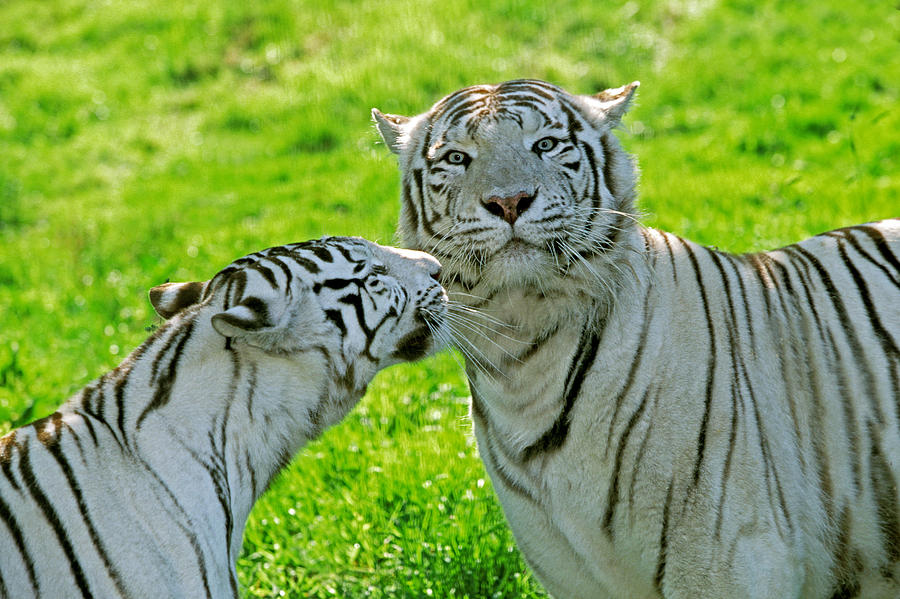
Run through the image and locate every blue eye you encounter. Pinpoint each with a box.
[533,137,558,153]
[444,151,470,166]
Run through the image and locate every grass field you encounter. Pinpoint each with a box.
[1,0,897,596]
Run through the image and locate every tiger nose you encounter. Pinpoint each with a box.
[482,191,534,225]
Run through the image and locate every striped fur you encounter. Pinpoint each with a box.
[374,80,900,598]
[0,237,446,599]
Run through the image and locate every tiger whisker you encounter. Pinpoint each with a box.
[442,312,523,361]
[446,301,518,330]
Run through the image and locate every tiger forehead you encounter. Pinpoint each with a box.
[435,93,561,126]
[209,241,379,291]
[428,101,566,152]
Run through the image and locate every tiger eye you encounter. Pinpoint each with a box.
[533,137,558,153]
[447,151,468,165]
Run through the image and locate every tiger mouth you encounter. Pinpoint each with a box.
[391,325,433,361]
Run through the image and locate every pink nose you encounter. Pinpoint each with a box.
[482,191,534,225]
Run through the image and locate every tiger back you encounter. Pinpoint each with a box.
[375,80,900,598]
[0,237,446,599]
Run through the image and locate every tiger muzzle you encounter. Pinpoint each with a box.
[482,191,535,226]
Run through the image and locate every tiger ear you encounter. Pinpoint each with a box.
[372,108,410,155]
[212,300,266,337]
[211,292,285,339]
[210,284,316,350]
[582,81,640,127]
[149,281,207,319]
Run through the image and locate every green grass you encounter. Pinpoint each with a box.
[1,0,897,596]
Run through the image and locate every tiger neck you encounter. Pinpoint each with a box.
[454,227,656,454]
[68,312,330,560]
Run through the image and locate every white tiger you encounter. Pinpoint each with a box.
[0,236,447,599]
[374,79,900,598]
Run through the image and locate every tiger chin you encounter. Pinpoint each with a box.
[375,80,900,598]
[0,237,447,599]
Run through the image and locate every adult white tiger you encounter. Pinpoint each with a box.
[374,79,900,598]
[0,236,446,599]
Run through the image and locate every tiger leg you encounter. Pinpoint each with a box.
[497,489,617,598]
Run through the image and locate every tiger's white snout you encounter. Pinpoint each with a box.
[370,243,449,364]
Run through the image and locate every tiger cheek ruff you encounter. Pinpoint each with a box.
[375,79,900,598]
[0,237,448,598]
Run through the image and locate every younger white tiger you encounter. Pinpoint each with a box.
[0,237,446,599]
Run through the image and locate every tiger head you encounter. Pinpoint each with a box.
[148,237,447,394]
[373,79,639,295]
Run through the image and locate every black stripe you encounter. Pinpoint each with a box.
[137,318,197,429]
[868,421,900,562]
[136,454,214,599]
[44,425,128,596]
[580,142,601,218]
[403,175,424,235]
[250,263,279,288]
[603,292,654,455]
[678,239,718,488]
[660,232,678,283]
[72,408,98,446]
[149,324,184,382]
[746,253,774,316]
[324,309,347,336]
[602,383,653,537]
[830,506,863,596]
[338,292,374,338]
[856,225,900,283]
[258,255,295,289]
[714,376,740,539]
[599,133,619,200]
[654,478,674,594]
[322,277,358,289]
[710,252,766,534]
[627,391,659,509]
[308,245,334,263]
[0,489,40,594]
[114,375,130,449]
[509,323,560,365]
[724,253,757,352]
[75,391,124,454]
[833,229,900,289]
[836,240,900,358]
[469,388,539,503]
[19,439,93,598]
[290,255,320,275]
[205,352,239,595]
[783,252,844,513]
[520,314,603,461]
[1,433,21,493]
[786,245,884,423]
[411,168,436,238]
[746,257,794,536]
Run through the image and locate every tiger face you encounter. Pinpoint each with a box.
[150,237,447,391]
[374,79,639,294]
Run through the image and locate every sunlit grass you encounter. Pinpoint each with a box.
[1,0,897,596]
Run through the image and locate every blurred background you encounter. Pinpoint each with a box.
[1,1,897,596]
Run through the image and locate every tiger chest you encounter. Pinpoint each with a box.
[473,417,662,599]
